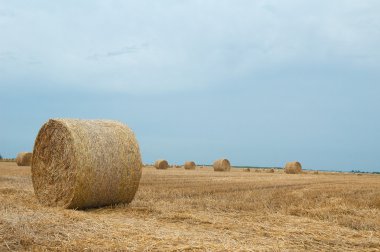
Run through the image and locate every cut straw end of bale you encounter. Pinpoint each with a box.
[16,152,33,166]
[213,159,231,172]
[284,161,302,174]
[184,161,196,170]
[31,119,142,209]
[155,159,169,170]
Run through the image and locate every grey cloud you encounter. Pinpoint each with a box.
[1,1,379,93]
[0,51,42,66]
[107,46,138,56]
[26,56,42,65]
[0,52,17,61]
[87,45,146,61]
[0,9,15,18]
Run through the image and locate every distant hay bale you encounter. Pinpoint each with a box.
[155,159,169,170]
[243,168,250,172]
[16,152,33,166]
[314,171,319,175]
[213,159,231,172]
[31,119,142,209]
[268,168,275,173]
[254,169,261,173]
[284,161,302,174]
[184,161,196,170]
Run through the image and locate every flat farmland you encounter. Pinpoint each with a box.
[1,162,379,251]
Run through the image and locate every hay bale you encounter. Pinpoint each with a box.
[155,159,169,170]
[284,161,302,174]
[184,161,196,170]
[314,171,319,175]
[31,119,142,209]
[268,168,275,173]
[213,159,231,172]
[16,152,33,166]
[243,168,250,172]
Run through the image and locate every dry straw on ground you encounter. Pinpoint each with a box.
[184,161,196,170]
[15,152,32,166]
[31,119,142,209]
[213,159,231,172]
[155,160,169,170]
[1,162,380,251]
[284,161,302,174]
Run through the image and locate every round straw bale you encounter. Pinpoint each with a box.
[284,161,302,174]
[184,161,196,170]
[268,168,275,173]
[155,159,169,169]
[16,152,33,166]
[31,119,142,209]
[243,168,250,172]
[213,159,231,172]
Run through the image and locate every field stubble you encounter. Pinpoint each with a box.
[0,162,379,251]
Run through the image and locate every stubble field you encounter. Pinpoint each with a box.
[1,162,380,251]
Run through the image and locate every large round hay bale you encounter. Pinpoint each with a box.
[284,161,302,174]
[155,159,169,169]
[16,152,33,166]
[184,161,196,170]
[213,159,231,172]
[31,119,142,209]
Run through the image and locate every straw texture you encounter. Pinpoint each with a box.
[31,119,142,209]
[184,161,196,170]
[16,152,32,166]
[284,161,302,174]
[213,159,231,172]
[155,160,169,170]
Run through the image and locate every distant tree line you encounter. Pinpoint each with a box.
[351,170,380,174]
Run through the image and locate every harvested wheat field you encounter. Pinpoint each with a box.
[1,162,380,251]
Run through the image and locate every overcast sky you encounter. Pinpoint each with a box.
[1,1,379,171]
